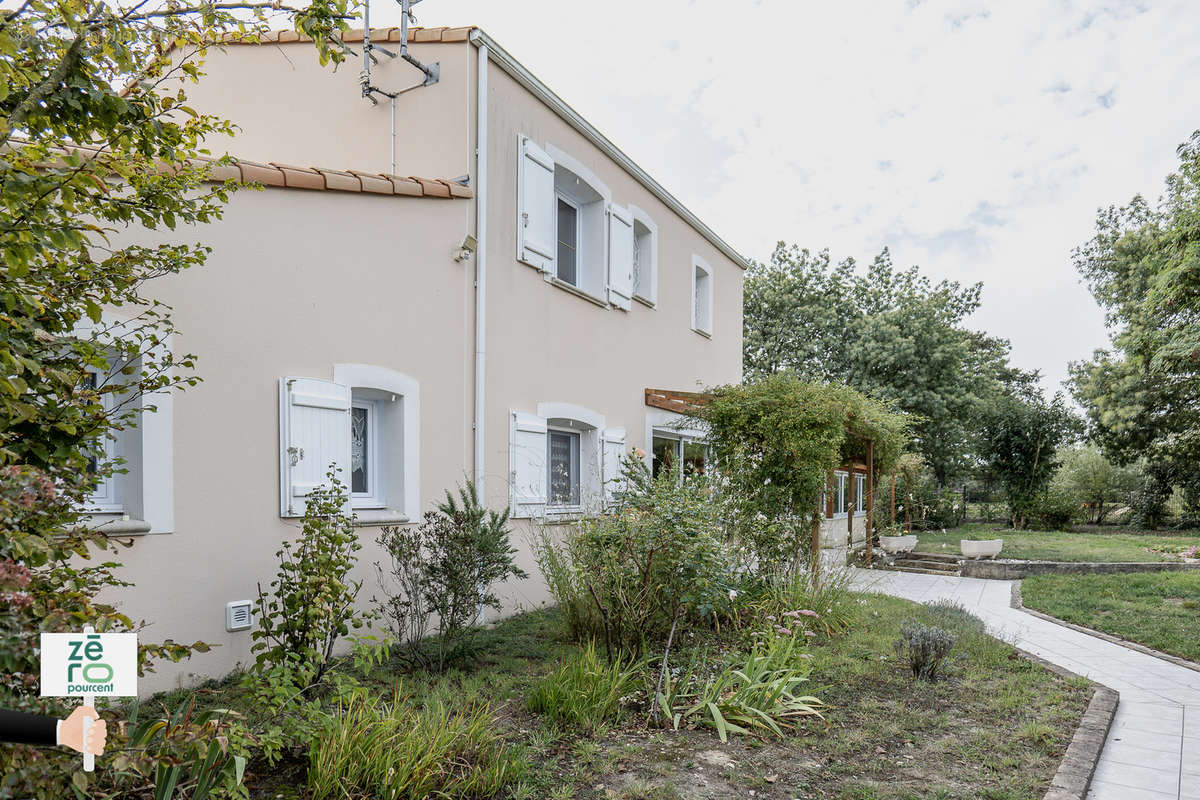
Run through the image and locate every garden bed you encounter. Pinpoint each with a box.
[1020,571,1200,665]
[911,523,1200,563]
[165,592,1094,800]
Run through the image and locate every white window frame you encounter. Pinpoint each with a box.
[546,426,582,509]
[691,254,714,337]
[833,471,849,518]
[650,431,710,483]
[71,313,174,534]
[555,192,582,287]
[629,205,659,307]
[332,364,420,523]
[349,397,384,510]
[84,368,122,514]
[544,143,612,304]
[855,473,866,514]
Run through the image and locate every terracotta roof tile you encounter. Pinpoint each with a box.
[237,160,286,187]
[387,176,424,197]
[200,159,470,200]
[411,177,451,198]
[215,26,475,47]
[270,162,325,190]
[347,169,391,194]
[314,167,361,192]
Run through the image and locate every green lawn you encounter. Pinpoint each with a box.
[912,522,1200,563]
[1021,572,1200,664]
[154,595,1091,800]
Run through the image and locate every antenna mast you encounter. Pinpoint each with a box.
[360,0,439,105]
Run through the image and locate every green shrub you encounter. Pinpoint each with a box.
[526,642,642,733]
[308,690,525,800]
[375,481,526,670]
[893,622,957,681]
[252,469,376,687]
[533,462,735,658]
[656,630,823,742]
[1031,487,1081,530]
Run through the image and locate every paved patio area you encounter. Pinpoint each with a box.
[849,568,1200,800]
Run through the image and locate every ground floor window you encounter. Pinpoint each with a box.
[856,473,866,514]
[833,471,849,517]
[651,433,709,480]
[350,397,382,507]
[548,428,581,507]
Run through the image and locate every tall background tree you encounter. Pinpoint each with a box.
[744,244,1034,485]
[1,0,350,794]
[1070,130,1200,526]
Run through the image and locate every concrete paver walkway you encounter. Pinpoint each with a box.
[849,568,1200,800]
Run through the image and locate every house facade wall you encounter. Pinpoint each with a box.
[108,34,745,693]
[112,187,474,693]
[474,48,744,613]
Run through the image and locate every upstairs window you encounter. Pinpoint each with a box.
[629,205,658,306]
[517,136,616,304]
[692,255,713,336]
[556,196,579,285]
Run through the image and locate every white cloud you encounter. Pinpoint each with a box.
[389,0,1199,392]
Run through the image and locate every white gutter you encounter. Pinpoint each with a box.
[473,40,488,490]
[468,29,750,271]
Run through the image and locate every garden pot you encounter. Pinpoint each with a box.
[880,534,918,554]
[961,538,1003,559]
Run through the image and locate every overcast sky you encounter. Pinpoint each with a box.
[377,1,1199,394]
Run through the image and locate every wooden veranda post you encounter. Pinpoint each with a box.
[890,474,896,527]
[866,441,875,567]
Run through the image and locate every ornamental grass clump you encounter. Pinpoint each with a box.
[526,642,642,733]
[894,621,957,681]
[307,690,525,800]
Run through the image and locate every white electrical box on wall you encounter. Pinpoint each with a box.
[225,600,252,632]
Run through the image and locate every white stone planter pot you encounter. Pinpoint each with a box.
[961,539,1003,559]
[880,534,918,554]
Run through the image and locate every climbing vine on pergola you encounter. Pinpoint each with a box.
[699,373,909,574]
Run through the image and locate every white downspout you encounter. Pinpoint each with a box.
[473,38,488,491]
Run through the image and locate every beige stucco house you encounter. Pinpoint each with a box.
[98,25,751,692]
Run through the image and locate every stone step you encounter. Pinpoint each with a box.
[907,551,963,564]
[895,555,961,569]
[885,565,962,577]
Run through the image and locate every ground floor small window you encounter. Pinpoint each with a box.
[651,433,709,480]
[548,428,581,507]
[350,397,382,506]
[834,471,849,516]
[856,473,866,514]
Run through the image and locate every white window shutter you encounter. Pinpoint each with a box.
[607,204,634,310]
[517,136,556,272]
[510,411,548,518]
[602,427,627,505]
[279,377,351,517]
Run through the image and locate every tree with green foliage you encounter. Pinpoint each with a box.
[1052,444,1141,525]
[700,373,909,571]
[1070,130,1200,524]
[743,245,1031,485]
[1,0,351,794]
[979,387,1077,529]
